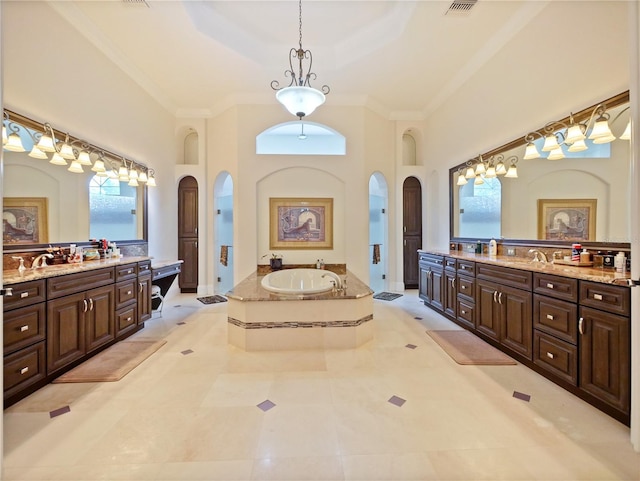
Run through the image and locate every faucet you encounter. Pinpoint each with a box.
[31,253,54,269]
[321,271,342,290]
[528,249,548,263]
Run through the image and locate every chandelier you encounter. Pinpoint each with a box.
[271,0,330,119]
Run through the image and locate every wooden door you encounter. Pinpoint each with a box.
[402,177,422,288]
[178,176,198,293]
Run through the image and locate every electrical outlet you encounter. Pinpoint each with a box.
[507,248,516,256]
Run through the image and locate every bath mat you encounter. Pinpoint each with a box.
[53,340,166,383]
[426,330,516,365]
[373,292,403,301]
[197,295,228,304]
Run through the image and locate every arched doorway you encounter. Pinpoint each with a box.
[403,176,422,289]
[178,176,198,293]
[369,172,388,293]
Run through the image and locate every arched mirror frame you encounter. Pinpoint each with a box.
[449,90,630,248]
[2,109,148,253]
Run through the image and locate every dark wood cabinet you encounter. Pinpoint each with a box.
[443,269,457,319]
[403,236,422,289]
[178,176,199,293]
[178,238,199,293]
[138,273,152,324]
[403,177,422,289]
[85,285,116,353]
[579,306,630,414]
[418,253,443,309]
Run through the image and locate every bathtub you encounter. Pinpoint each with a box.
[261,268,339,295]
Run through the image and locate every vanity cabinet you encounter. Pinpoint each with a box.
[418,253,444,310]
[578,282,630,416]
[115,263,138,338]
[3,280,47,402]
[476,264,533,360]
[455,260,476,330]
[137,261,152,324]
[443,258,457,319]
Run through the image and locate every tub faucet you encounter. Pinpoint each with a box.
[528,249,548,263]
[31,253,53,269]
[321,271,342,290]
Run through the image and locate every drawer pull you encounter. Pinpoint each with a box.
[83,299,88,313]
[20,325,29,332]
[546,314,554,320]
[461,310,466,315]
[498,292,503,305]
[89,298,94,311]
[20,292,29,298]
[128,269,133,274]
[593,293,603,301]
[127,290,132,295]
[579,317,585,335]
[127,317,132,322]
[20,367,29,375]
[546,283,554,289]
[493,291,498,303]
[461,285,467,290]
[546,352,555,359]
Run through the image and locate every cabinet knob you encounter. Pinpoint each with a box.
[461,285,466,290]
[127,317,132,322]
[546,352,555,359]
[20,367,29,375]
[127,290,132,295]
[546,283,554,289]
[20,325,29,332]
[593,293,603,301]
[546,314,554,320]
[461,310,466,315]
[20,292,29,299]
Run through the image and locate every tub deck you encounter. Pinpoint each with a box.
[226,270,374,350]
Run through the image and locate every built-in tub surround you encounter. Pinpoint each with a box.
[226,270,373,351]
[261,268,339,295]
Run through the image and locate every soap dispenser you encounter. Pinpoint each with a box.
[489,238,497,257]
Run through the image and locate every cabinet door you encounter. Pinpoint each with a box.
[579,306,630,414]
[403,236,422,289]
[138,274,152,324]
[178,237,199,293]
[430,268,444,312]
[500,286,532,359]
[476,280,500,341]
[443,271,457,318]
[86,285,115,354]
[418,264,430,302]
[47,292,86,374]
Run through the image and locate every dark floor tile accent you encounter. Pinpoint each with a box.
[388,395,406,407]
[177,321,186,325]
[405,344,417,349]
[181,349,194,355]
[513,391,531,402]
[257,400,276,412]
[50,406,71,418]
[414,317,423,320]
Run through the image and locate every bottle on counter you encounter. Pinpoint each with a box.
[603,251,615,269]
[615,252,626,272]
[489,238,497,257]
[475,240,482,254]
[580,248,591,263]
[571,243,582,262]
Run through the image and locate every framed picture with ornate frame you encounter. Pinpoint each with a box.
[269,197,333,250]
[3,197,49,244]
[537,198,596,241]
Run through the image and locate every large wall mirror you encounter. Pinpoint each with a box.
[2,109,150,250]
[450,91,630,245]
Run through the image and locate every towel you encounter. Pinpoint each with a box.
[220,245,228,266]
[372,244,381,264]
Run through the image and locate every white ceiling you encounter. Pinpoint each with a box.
[48,0,550,119]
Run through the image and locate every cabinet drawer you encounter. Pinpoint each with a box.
[115,263,137,282]
[457,275,475,302]
[445,257,457,271]
[3,280,46,311]
[456,299,475,329]
[476,264,532,290]
[138,260,152,274]
[534,331,577,386]
[47,267,115,299]
[533,294,577,345]
[4,341,46,397]
[456,260,475,277]
[533,273,578,302]
[3,303,46,354]
[115,279,137,309]
[116,305,137,337]
[152,263,182,281]
[579,281,630,316]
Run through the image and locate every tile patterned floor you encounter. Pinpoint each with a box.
[3,290,639,480]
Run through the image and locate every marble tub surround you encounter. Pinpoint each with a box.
[428,249,632,285]
[256,263,346,275]
[227,270,374,350]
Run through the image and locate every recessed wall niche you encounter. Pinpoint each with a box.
[402,130,417,166]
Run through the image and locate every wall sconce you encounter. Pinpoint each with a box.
[2,109,157,186]
[457,154,516,187]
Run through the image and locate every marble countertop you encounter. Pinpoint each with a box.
[419,250,632,286]
[3,257,182,285]
[226,270,373,301]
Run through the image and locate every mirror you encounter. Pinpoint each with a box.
[450,91,630,244]
[2,109,148,249]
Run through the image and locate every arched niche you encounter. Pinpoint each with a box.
[176,126,199,165]
[256,121,346,155]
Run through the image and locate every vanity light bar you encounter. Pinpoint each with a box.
[2,109,156,186]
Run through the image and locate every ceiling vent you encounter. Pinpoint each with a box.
[122,0,150,7]
[445,0,478,16]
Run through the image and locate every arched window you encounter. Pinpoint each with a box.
[256,121,346,155]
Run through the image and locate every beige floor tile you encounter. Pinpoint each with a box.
[251,456,345,480]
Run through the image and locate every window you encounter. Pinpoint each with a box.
[458,177,501,238]
[89,175,138,240]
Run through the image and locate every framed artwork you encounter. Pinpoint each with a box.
[537,198,596,241]
[269,197,333,250]
[3,197,49,244]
